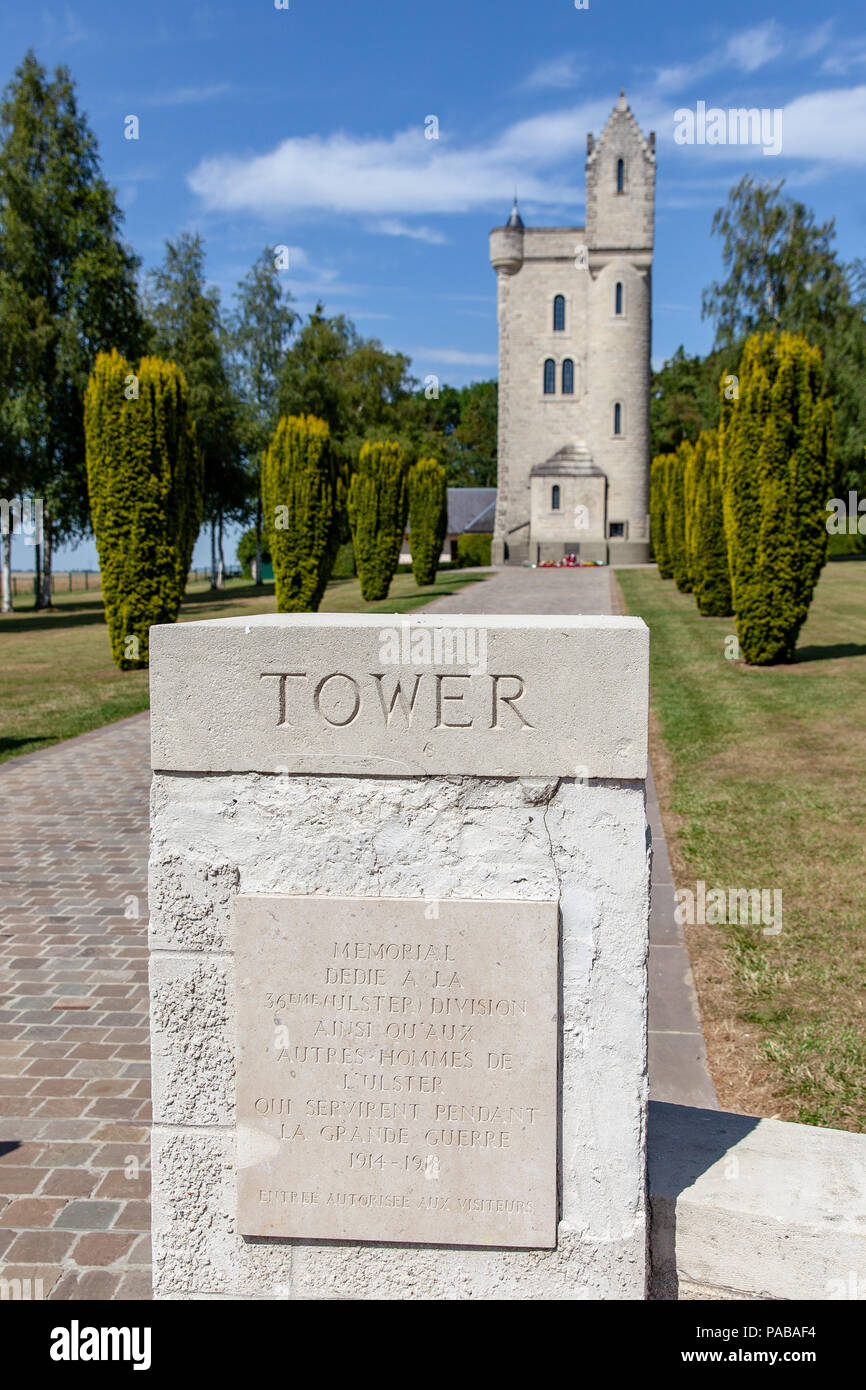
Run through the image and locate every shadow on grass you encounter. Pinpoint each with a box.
[0,597,108,633]
[794,642,866,663]
[0,734,55,758]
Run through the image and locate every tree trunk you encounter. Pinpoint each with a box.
[255,496,263,586]
[217,510,225,589]
[41,511,52,608]
[33,535,43,610]
[210,518,218,589]
[1,528,12,613]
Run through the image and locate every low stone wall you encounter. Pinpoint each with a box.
[649,1101,866,1300]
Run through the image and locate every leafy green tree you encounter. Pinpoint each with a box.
[231,250,296,584]
[719,331,833,664]
[651,345,739,458]
[407,456,447,585]
[688,429,732,617]
[0,51,144,607]
[703,175,866,495]
[277,304,413,446]
[348,440,408,601]
[261,414,340,612]
[85,350,202,668]
[449,380,498,485]
[147,233,243,587]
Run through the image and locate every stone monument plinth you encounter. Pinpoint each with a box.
[148,612,650,1299]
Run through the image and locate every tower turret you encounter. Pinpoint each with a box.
[490,199,525,276]
[585,90,655,252]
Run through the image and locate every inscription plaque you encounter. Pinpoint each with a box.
[235,895,559,1248]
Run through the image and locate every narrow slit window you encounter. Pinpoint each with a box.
[544,358,556,394]
[553,295,565,331]
[613,401,623,434]
[552,485,561,511]
[615,282,623,315]
[562,359,574,394]
[616,158,625,193]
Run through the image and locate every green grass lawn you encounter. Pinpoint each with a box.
[617,561,866,1131]
[0,569,490,765]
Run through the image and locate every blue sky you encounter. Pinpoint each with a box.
[4,0,865,569]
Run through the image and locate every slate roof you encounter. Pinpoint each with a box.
[447,487,497,534]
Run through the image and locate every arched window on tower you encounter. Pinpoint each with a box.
[562,359,574,394]
[551,485,561,511]
[615,282,623,315]
[543,359,556,394]
[616,158,625,193]
[613,401,623,435]
[553,295,565,331]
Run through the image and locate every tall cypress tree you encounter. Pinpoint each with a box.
[261,414,340,612]
[668,439,694,593]
[348,440,409,602]
[689,429,732,617]
[85,350,203,668]
[0,51,143,607]
[650,453,673,578]
[407,456,447,586]
[720,331,833,664]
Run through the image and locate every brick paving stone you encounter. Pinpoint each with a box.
[0,1197,67,1227]
[115,1270,153,1300]
[40,1169,100,1198]
[50,1269,123,1300]
[4,1229,76,1262]
[54,1200,122,1231]
[113,1201,151,1232]
[0,1263,65,1296]
[70,1232,137,1267]
[0,1166,45,1193]
[0,713,152,1299]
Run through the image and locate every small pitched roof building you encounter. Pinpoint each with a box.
[489,91,655,565]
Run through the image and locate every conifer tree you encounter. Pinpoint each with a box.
[85,350,203,668]
[347,440,408,601]
[689,429,733,617]
[719,330,833,663]
[261,413,340,612]
[668,439,694,593]
[650,453,673,578]
[407,456,447,586]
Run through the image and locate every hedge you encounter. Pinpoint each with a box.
[347,440,408,602]
[261,414,341,612]
[85,349,203,669]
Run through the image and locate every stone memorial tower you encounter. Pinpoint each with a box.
[490,91,655,566]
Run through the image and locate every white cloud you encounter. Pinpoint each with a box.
[147,83,232,107]
[522,54,582,91]
[723,22,784,74]
[374,219,448,244]
[407,348,498,367]
[821,37,866,75]
[778,84,866,162]
[186,104,612,219]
